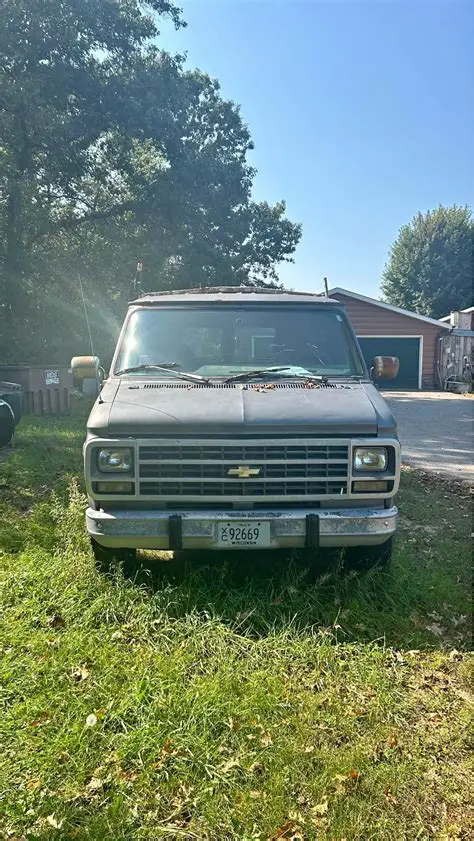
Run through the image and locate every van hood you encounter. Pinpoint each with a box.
[87,379,396,438]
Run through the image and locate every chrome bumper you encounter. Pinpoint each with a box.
[86,506,398,550]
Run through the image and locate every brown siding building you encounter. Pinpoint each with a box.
[329,288,451,389]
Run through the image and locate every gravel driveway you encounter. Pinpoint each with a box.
[383,391,473,483]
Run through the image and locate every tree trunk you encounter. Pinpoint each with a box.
[2,180,23,358]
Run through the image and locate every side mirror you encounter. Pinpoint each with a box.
[371,355,399,381]
[71,356,101,380]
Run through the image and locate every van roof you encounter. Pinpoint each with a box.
[130,286,341,306]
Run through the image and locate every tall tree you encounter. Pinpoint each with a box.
[381,205,473,319]
[0,0,301,361]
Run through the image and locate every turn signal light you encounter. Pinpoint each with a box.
[352,481,389,493]
[96,481,134,494]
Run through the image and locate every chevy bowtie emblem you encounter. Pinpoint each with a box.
[228,466,260,478]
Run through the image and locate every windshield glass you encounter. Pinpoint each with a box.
[113,306,364,377]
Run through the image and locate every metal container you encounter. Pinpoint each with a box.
[0,365,72,415]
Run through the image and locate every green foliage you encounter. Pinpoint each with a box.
[0,0,301,363]
[381,205,473,318]
[0,415,472,838]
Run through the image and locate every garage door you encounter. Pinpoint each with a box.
[357,337,421,390]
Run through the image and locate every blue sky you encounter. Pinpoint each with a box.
[161,1,473,297]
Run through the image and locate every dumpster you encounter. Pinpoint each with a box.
[0,365,72,415]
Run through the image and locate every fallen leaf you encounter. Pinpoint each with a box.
[455,688,472,703]
[220,758,240,773]
[311,799,329,816]
[384,786,398,805]
[86,776,103,793]
[85,713,97,727]
[46,815,63,829]
[269,820,302,840]
[162,738,175,755]
[30,712,51,728]
[260,732,273,747]
[387,735,398,749]
[71,666,90,683]
[118,768,139,782]
[48,614,66,629]
[250,790,262,799]
[333,773,348,794]
[152,738,181,768]
[250,762,263,776]
[27,779,42,791]
[348,769,361,781]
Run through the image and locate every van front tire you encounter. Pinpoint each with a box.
[90,539,136,573]
[344,537,393,572]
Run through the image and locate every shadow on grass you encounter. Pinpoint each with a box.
[118,531,471,650]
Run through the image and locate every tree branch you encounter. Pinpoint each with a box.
[26,197,143,246]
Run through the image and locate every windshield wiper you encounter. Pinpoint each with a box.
[224,367,327,384]
[114,363,210,385]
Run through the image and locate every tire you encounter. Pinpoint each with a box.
[344,537,393,572]
[296,548,342,581]
[90,538,136,573]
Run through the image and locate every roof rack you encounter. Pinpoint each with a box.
[134,286,327,299]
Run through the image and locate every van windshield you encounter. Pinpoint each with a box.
[113,306,364,378]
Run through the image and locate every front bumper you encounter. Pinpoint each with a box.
[86,506,398,551]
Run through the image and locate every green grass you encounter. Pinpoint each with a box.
[0,412,472,840]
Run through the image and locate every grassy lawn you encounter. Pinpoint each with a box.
[0,412,472,840]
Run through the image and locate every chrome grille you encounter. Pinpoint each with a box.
[138,441,349,500]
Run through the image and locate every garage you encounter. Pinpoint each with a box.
[357,336,421,390]
[329,288,451,389]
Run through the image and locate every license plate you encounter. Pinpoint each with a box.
[216,521,271,547]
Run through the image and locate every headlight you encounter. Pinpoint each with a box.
[353,447,388,472]
[97,448,133,472]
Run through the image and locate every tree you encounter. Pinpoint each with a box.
[381,205,473,319]
[0,0,301,361]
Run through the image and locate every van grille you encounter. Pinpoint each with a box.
[138,442,349,500]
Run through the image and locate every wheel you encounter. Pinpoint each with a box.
[344,538,393,572]
[296,548,342,581]
[90,538,136,573]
